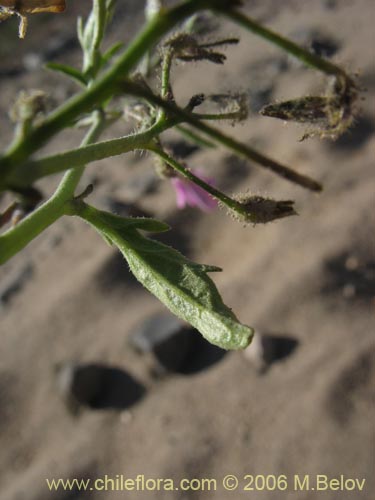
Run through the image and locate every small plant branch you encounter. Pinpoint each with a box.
[6,120,168,187]
[219,8,351,81]
[192,111,245,121]
[157,48,174,122]
[176,125,216,148]
[0,0,211,186]
[0,1,329,194]
[55,109,105,199]
[123,81,323,192]
[8,81,322,192]
[0,111,105,265]
[160,49,174,101]
[149,146,250,217]
[0,0,358,350]
[150,147,296,224]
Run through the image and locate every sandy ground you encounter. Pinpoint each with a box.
[0,1,374,499]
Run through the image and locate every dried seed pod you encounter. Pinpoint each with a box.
[261,96,331,124]
[165,34,237,65]
[9,89,47,123]
[223,194,296,225]
[260,74,358,140]
[0,0,65,14]
[0,1,65,38]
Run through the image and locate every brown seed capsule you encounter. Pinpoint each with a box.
[0,1,65,37]
[260,74,358,140]
[0,0,66,14]
[261,96,331,125]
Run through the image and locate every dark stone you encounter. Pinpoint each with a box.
[55,362,145,414]
[129,312,227,374]
[129,314,192,372]
[260,334,299,365]
[245,333,299,373]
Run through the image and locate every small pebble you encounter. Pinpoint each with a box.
[244,333,273,373]
[129,313,194,373]
[55,362,106,415]
[55,361,145,415]
[244,332,299,373]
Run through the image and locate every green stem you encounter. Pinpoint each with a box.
[176,125,216,148]
[0,0,209,185]
[7,120,168,187]
[0,113,105,265]
[192,111,244,121]
[149,146,249,217]
[220,8,348,79]
[57,110,105,199]
[125,82,322,191]
[158,49,174,122]
[161,49,174,100]
[0,195,64,265]
[12,81,322,191]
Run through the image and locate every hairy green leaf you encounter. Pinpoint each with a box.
[78,204,253,350]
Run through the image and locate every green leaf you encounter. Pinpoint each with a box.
[101,42,125,65]
[45,63,87,86]
[88,210,170,234]
[78,204,254,350]
[77,16,85,51]
[79,0,107,77]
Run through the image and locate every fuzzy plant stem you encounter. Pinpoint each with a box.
[0,112,104,265]
[123,82,323,192]
[176,125,216,148]
[0,0,215,188]
[10,80,322,192]
[7,119,169,186]
[149,146,252,219]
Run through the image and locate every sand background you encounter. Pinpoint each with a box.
[0,1,374,499]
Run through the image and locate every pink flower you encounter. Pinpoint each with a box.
[171,169,218,212]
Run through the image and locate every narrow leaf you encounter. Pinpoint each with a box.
[46,63,87,86]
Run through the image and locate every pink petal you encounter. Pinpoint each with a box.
[171,169,218,212]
